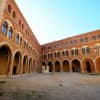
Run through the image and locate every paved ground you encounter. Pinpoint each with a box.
[0,73,100,100]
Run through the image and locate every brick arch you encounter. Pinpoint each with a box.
[0,43,13,75]
[23,55,28,74]
[55,61,61,72]
[82,58,95,73]
[13,51,22,75]
[62,60,70,72]
[95,56,100,73]
[48,61,53,72]
[72,59,81,72]
[29,57,32,73]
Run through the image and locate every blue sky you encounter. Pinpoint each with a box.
[15,0,100,44]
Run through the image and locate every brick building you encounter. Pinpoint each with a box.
[0,0,41,76]
[0,0,100,76]
[41,30,100,74]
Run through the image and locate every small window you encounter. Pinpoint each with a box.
[70,41,73,45]
[80,38,83,43]
[19,20,21,26]
[86,47,90,54]
[65,50,68,56]
[92,36,96,40]
[73,40,77,45]
[16,34,19,43]
[20,37,22,45]
[84,38,88,42]
[8,5,11,13]
[22,24,24,29]
[71,50,74,56]
[82,48,85,54]
[62,51,65,56]
[97,34,100,39]
[12,11,16,18]
[8,27,13,38]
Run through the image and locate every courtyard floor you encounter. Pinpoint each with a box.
[0,73,100,100]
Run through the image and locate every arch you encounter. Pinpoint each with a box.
[2,21,8,35]
[55,61,61,72]
[29,58,32,73]
[42,62,46,70]
[72,59,81,72]
[63,60,70,72]
[82,58,95,73]
[8,27,13,38]
[48,62,53,72]
[23,55,28,74]
[13,51,21,75]
[95,57,100,73]
[0,45,12,75]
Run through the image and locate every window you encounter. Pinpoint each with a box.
[70,41,73,45]
[2,21,8,34]
[92,36,96,40]
[8,5,11,13]
[97,34,100,39]
[22,24,24,29]
[19,20,21,26]
[12,11,16,18]
[75,49,78,56]
[94,44,100,54]
[80,38,84,43]
[86,47,90,54]
[20,37,22,45]
[82,48,85,54]
[73,40,77,45]
[65,50,68,56]
[62,51,65,56]
[71,49,74,56]
[84,38,88,42]
[8,27,13,38]
[16,34,19,43]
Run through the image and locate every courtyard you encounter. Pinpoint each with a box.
[0,73,100,100]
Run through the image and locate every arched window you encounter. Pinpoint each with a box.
[19,20,21,26]
[20,37,22,45]
[82,48,85,54]
[94,44,100,54]
[16,34,19,43]
[62,51,65,56]
[12,11,16,18]
[65,50,68,56]
[8,5,11,13]
[2,21,8,34]
[75,49,78,56]
[8,27,13,38]
[86,47,90,54]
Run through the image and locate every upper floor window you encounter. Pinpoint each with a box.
[19,20,21,26]
[22,24,24,29]
[8,5,11,13]
[70,41,73,45]
[82,46,90,55]
[80,38,83,43]
[16,34,19,43]
[2,21,8,35]
[97,34,100,39]
[62,51,65,56]
[20,37,22,45]
[8,27,13,38]
[84,37,88,42]
[92,36,96,40]
[12,11,16,18]
[73,40,77,45]
[71,48,78,56]
[94,44,100,54]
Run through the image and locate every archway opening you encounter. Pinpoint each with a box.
[63,60,70,72]
[55,61,61,72]
[23,56,28,74]
[72,59,81,72]
[96,57,100,72]
[29,58,32,73]
[48,62,53,72]
[82,58,95,73]
[0,46,11,75]
[13,52,21,75]
[86,61,91,73]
